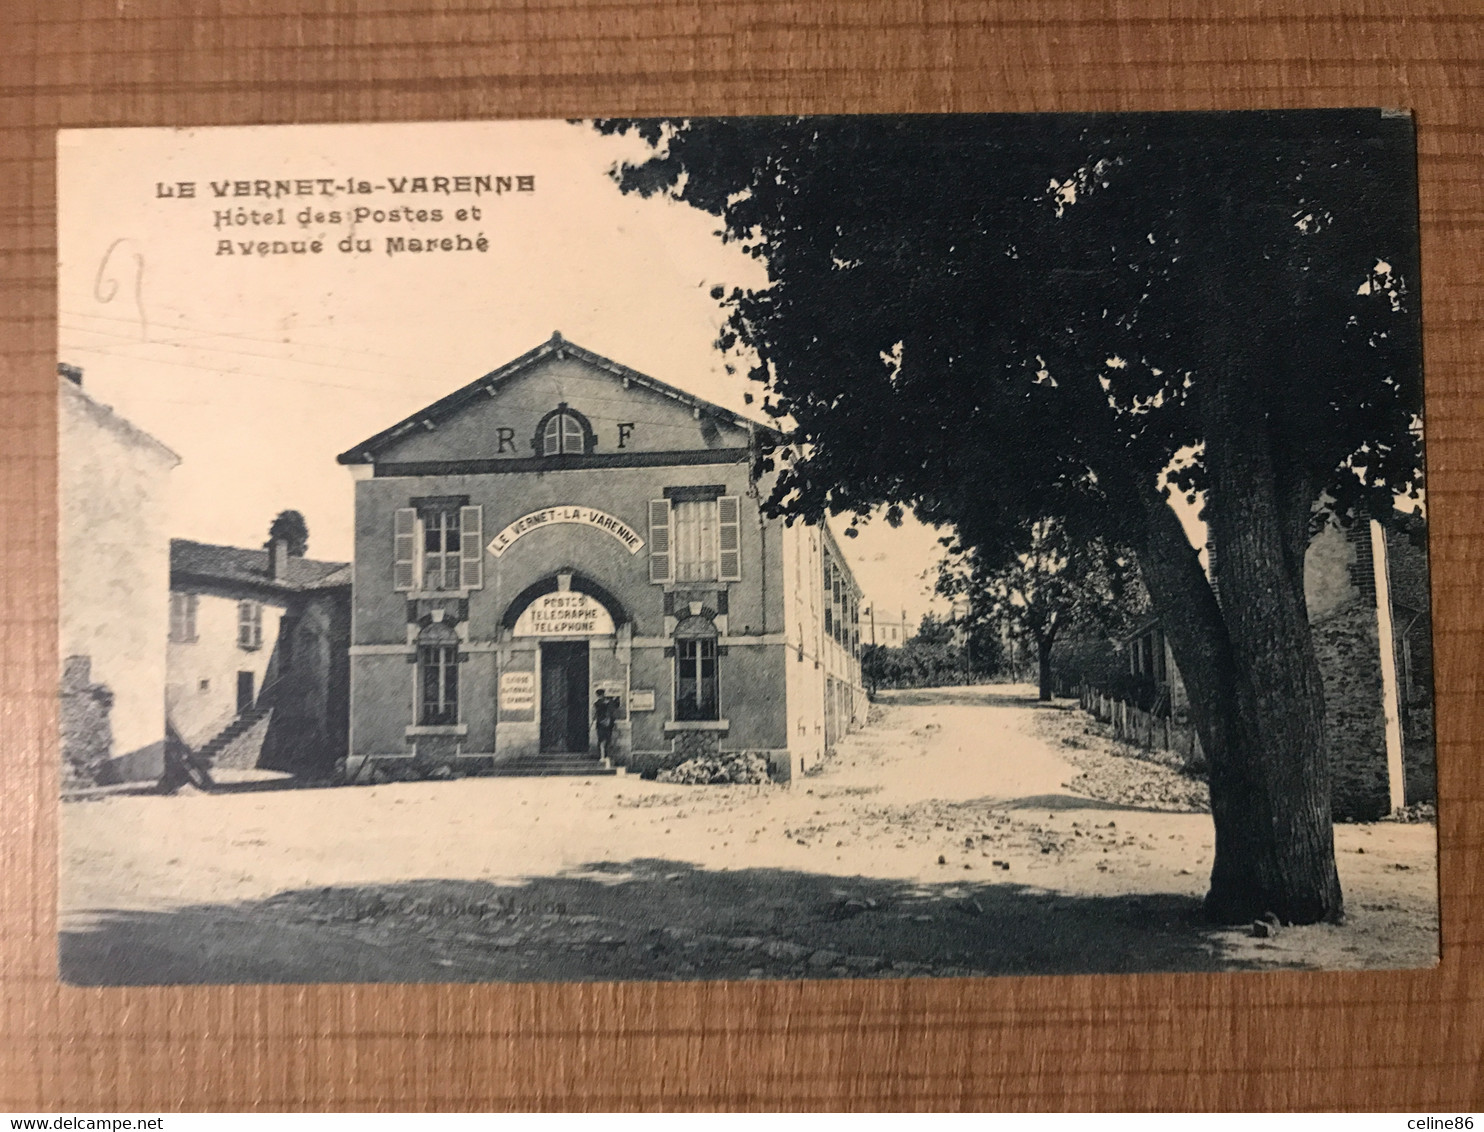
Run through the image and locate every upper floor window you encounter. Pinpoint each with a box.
[170,592,198,643]
[394,501,483,593]
[422,507,462,591]
[237,600,263,650]
[533,403,593,457]
[647,494,742,584]
[543,411,585,456]
[673,499,719,583]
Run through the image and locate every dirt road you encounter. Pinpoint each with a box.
[60,686,1438,984]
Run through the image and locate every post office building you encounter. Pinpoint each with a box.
[338,334,867,780]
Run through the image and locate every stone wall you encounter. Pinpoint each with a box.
[258,592,352,778]
[59,655,113,788]
[1311,599,1391,821]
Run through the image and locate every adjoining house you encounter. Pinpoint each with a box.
[336,332,867,782]
[58,366,180,787]
[1110,510,1434,821]
[168,536,351,780]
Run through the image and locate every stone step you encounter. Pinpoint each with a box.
[196,706,273,757]
[486,764,617,777]
[484,755,616,777]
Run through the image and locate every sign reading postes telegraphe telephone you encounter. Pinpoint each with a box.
[512,592,616,638]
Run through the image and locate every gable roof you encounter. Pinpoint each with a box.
[336,332,780,465]
[171,539,350,595]
[60,376,181,467]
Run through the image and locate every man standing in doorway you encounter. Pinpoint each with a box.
[594,690,619,761]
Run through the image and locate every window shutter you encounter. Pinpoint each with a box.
[459,505,483,590]
[648,499,672,583]
[394,507,417,591]
[717,495,742,581]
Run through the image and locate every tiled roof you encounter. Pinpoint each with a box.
[170,539,350,594]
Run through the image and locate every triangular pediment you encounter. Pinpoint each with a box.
[338,334,774,466]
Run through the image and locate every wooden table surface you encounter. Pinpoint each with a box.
[2,0,1481,1112]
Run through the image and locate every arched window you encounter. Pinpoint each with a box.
[674,615,719,721]
[540,409,587,456]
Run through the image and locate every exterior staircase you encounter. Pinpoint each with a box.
[486,751,617,777]
[196,703,273,762]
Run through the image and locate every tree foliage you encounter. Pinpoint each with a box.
[938,518,1140,700]
[267,509,309,557]
[594,112,1423,923]
[861,614,985,692]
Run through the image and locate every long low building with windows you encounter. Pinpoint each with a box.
[337,333,867,780]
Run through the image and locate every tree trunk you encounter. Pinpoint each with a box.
[1200,371,1341,925]
[1132,460,1341,924]
[1036,633,1054,701]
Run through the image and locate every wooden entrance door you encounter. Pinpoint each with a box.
[539,641,590,753]
[236,671,255,714]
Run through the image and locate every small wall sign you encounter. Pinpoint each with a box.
[499,670,535,715]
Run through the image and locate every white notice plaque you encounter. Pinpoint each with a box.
[500,670,535,713]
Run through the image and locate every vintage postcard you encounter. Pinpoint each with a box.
[56,113,1436,984]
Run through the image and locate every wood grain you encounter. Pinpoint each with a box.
[2,0,1481,1111]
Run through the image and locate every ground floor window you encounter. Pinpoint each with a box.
[419,643,459,725]
[675,637,719,721]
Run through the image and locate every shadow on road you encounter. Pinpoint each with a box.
[995,792,1203,816]
[61,857,1257,986]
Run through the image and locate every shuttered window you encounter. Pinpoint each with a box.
[170,593,198,643]
[673,500,718,582]
[542,411,586,455]
[648,499,673,583]
[459,505,483,590]
[394,508,418,591]
[717,495,742,581]
[237,601,263,651]
[396,503,482,592]
[422,509,461,591]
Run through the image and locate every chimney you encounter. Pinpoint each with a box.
[58,363,83,386]
[270,537,289,581]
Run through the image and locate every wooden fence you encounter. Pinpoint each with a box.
[1079,687,1205,766]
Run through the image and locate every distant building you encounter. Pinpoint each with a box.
[58,367,179,787]
[168,537,351,780]
[336,333,866,781]
[862,605,912,649]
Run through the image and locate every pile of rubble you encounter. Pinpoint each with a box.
[1036,708,1210,813]
[657,750,772,786]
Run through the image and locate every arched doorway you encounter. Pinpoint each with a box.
[502,574,626,757]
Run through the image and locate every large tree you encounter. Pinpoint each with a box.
[595,112,1422,924]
